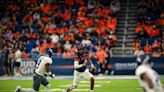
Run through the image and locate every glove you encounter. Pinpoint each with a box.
[44,72,55,78]
[49,74,55,78]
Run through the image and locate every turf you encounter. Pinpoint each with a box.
[0,79,164,92]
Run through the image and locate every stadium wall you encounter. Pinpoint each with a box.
[0,56,164,76]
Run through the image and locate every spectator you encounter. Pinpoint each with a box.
[0,0,119,61]
[63,49,73,58]
[104,47,111,74]
[107,15,117,31]
[134,23,145,37]
[110,0,121,14]
[14,48,22,77]
[2,45,11,76]
[40,38,48,54]
[152,49,162,57]
[134,47,145,57]
[132,40,141,52]
[81,36,92,47]
[64,41,72,50]
[22,51,30,59]
[94,47,108,75]
[152,40,161,52]
[31,45,40,53]
[144,40,152,54]
[134,0,163,57]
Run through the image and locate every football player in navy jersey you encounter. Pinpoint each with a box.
[63,45,96,92]
[135,55,164,92]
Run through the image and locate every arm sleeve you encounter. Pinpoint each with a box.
[74,61,84,69]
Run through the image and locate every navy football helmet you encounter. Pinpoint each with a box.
[45,48,53,58]
[136,54,151,66]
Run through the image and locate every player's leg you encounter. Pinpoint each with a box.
[41,76,50,92]
[63,70,81,92]
[15,85,37,92]
[142,87,146,92]
[15,74,42,92]
[83,69,94,92]
[15,86,36,92]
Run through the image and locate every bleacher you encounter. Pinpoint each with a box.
[0,0,120,59]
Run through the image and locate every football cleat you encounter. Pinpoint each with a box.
[15,85,21,92]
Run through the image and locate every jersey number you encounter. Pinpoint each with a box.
[36,59,42,69]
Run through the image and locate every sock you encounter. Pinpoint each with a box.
[90,90,94,92]
[21,88,36,92]
[44,84,50,92]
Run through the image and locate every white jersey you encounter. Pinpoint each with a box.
[15,49,22,63]
[35,56,52,76]
[135,64,164,92]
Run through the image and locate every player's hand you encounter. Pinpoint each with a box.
[44,72,51,77]
[49,74,55,78]
[90,65,97,73]
[83,60,87,66]
[44,72,55,78]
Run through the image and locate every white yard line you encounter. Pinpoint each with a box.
[80,80,111,84]
[58,84,102,87]
[40,88,89,92]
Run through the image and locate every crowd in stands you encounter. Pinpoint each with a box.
[0,0,120,59]
[0,0,120,76]
[133,0,164,57]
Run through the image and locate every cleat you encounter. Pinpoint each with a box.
[15,85,21,92]
[62,89,67,92]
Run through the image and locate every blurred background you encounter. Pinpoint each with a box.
[0,0,163,77]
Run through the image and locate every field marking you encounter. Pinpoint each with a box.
[0,88,87,92]
[40,88,89,92]
[41,88,62,91]
[80,80,111,84]
[0,88,142,92]
[58,84,102,87]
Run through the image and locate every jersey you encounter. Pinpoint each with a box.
[135,64,164,92]
[35,55,52,76]
[74,52,88,72]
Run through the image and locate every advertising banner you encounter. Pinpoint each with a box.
[0,55,164,76]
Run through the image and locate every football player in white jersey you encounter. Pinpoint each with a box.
[63,45,96,92]
[135,55,164,92]
[15,48,55,92]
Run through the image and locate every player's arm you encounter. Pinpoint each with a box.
[45,63,55,78]
[74,58,86,69]
[140,73,154,89]
[86,57,97,73]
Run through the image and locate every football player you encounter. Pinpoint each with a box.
[15,48,55,92]
[63,45,96,92]
[135,54,164,92]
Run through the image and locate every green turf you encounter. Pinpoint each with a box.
[0,79,164,92]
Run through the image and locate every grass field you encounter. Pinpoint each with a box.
[0,79,164,92]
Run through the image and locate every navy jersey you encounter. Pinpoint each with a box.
[74,52,88,72]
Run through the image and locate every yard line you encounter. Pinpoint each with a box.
[80,81,111,84]
[41,88,62,91]
[58,84,102,87]
[40,88,89,92]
